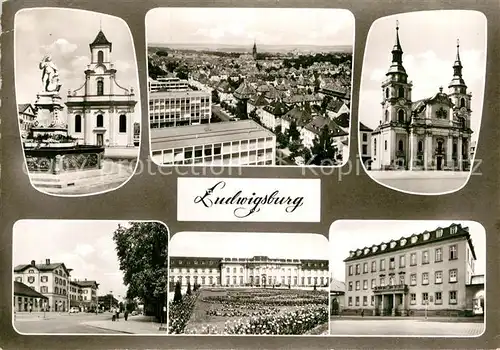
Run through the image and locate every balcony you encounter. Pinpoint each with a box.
[373,284,408,293]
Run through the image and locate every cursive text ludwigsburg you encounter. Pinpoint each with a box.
[193,181,304,218]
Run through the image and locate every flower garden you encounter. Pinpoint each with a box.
[168,287,329,335]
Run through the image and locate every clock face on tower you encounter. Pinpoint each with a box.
[398,98,406,106]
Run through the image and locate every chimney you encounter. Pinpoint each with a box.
[31,260,35,266]
[45,259,50,265]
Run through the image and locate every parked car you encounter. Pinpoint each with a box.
[69,307,79,313]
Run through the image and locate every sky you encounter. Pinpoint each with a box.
[14,8,139,120]
[13,220,130,299]
[329,220,486,282]
[146,8,354,47]
[170,231,329,260]
[359,11,487,143]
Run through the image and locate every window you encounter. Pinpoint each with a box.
[97,80,104,96]
[398,110,405,123]
[449,291,457,304]
[355,281,360,290]
[363,280,368,290]
[435,292,442,304]
[399,87,405,98]
[379,277,385,287]
[226,267,230,273]
[385,88,390,99]
[380,259,385,271]
[435,248,443,262]
[371,296,375,306]
[374,139,377,155]
[355,296,360,306]
[371,261,376,272]
[418,140,423,153]
[348,265,353,276]
[389,257,395,270]
[96,114,104,127]
[362,144,368,155]
[15,277,22,282]
[119,115,127,133]
[436,228,443,237]
[410,273,417,286]
[389,276,395,286]
[398,139,403,151]
[355,264,360,275]
[410,253,417,266]
[449,245,458,260]
[385,140,388,151]
[348,282,353,291]
[348,297,352,306]
[97,50,104,64]
[422,251,429,264]
[435,271,443,284]
[371,279,376,289]
[363,296,368,306]
[399,274,405,285]
[449,269,458,283]
[41,286,48,293]
[410,293,416,305]
[460,98,465,108]
[362,133,368,142]
[422,272,429,285]
[399,255,405,268]
[422,292,429,304]
[450,226,458,234]
[363,263,368,274]
[75,115,82,133]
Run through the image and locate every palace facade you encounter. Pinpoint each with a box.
[66,29,138,148]
[343,223,483,316]
[170,255,329,289]
[370,23,473,171]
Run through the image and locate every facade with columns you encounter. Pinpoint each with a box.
[370,23,473,171]
[169,256,329,289]
[343,223,479,316]
[66,29,137,148]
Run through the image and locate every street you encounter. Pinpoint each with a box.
[14,312,123,334]
[329,317,484,336]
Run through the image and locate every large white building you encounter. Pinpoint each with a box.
[170,255,329,289]
[150,119,276,166]
[148,76,189,93]
[149,90,211,128]
[66,29,138,148]
[370,24,473,171]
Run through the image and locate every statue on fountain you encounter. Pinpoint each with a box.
[39,55,62,93]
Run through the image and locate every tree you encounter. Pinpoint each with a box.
[113,222,169,322]
[173,281,182,304]
[175,65,189,80]
[119,302,124,313]
[211,89,220,104]
[308,125,338,166]
[289,140,302,157]
[235,100,248,120]
[287,120,301,142]
[186,282,192,296]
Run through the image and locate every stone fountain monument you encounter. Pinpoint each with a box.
[24,55,105,191]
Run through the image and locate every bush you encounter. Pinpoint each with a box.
[173,281,182,303]
[168,292,199,334]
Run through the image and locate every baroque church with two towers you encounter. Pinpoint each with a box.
[370,23,473,171]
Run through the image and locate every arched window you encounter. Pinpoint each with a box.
[119,114,127,133]
[398,87,404,98]
[453,143,457,155]
[385,88,389,99]
[460,98,465,108]
[384,110,389,122]
[398,110,405,123]
[96,114,104,127]
[418,140,423,153]
[374,139,377,156]
[437,140,443,152]
[398,140,404,152]
[98,50,104,64]
[97,80,104,96]
[75,115,82,133]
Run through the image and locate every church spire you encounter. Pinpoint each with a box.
[387,20,406,76]
[252,39,258,60]
[449,38,466,88]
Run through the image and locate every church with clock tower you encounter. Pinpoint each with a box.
[370,22,473,171]
[65,29,138,149]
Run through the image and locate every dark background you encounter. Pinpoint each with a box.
[1,0,499,349]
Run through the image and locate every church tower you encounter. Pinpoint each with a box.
[380,21,413,126]
[252,40,258,60]
[85,29,116,97]
[448,39,471,128]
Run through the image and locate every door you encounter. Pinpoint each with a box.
[437,156,443,170]
[97,134,104,146]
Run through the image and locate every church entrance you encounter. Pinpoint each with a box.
[436,156,443,170]
[96,133,104,146]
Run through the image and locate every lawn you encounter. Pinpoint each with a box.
[170,287,328,335]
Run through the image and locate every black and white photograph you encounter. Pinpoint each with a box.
[168,231,329,335]
[358,11,486,194]
[12,220,169,335]
[146,8,354,167]
[329,220,485,337]
[14,8,140,196]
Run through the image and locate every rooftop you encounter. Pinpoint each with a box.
[149,90,210,98]
[344,223,476,262]
[151,120,275,150]
[14,281,48,299]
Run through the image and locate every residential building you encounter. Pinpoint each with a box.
[14,259,72,312]
[360,122,373,165]
[18,103,37,138]
[66,29,138,148]
[370,23,472,171]
[69,279,99,311]
[330,278,346,315]
[343,223,480,317]
[170,255,329,289]
[149,90,211,128]
[150,119,276,166]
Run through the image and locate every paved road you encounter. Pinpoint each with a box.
[14,312,123,334]
[329,318,484,336]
